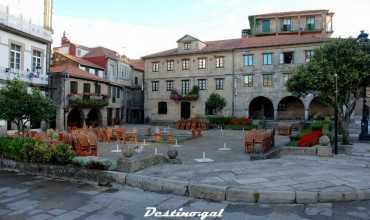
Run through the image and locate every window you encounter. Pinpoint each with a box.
[32,50,42,73]
[108,86,111,97]
[166,80,174,91]
[305,50,314,62]
[215,78,224,90]
[112,87,116,103]
[167,60,174,71]
[262,20,270,33]
[306,16,315,30]
[83,83,91,93]
[263,53,272,65]
[152,81,159,91]
[263,74,273,87]
[282,18,292,31]
[70,81,78,94]
[94,69,99,76]
[134,77,138,85]
[184,42,191,50]
[215,56,224,68]
[244,75,253,87]
[95,83,101,95]
[158,102,167,114]
[117,87,121,98]
[181,80,190,95]
[152,62,159,72]
[10,43,21,70]
[197,79,207,90]
[279,52,294,64]
[198,58,206,69]
[182,59,190,70]
[244,54,253,66]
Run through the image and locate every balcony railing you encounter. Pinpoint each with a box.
[0,8,52,42]
[0,66,48,85]
[68,93,109,108]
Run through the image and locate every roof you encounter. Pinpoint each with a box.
[128,59,144,72]
[143,35,328,59]
[84,46,120,59]
[56,52,105,69]
[251,9,332,18]
[50,64,106,82]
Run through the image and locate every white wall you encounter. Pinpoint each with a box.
[0,29,48,84]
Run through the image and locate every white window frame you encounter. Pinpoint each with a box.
[215,56,224,68]
[244,54,253,66]
[10,43,21,71]
[152,62,159,72]
[244,75,253,87]
[263,53,272,65]
[215,78,224,90]
[32,49,42,74]
[198,58,206,69]
[167,60,174,71]
[197,79,207,90]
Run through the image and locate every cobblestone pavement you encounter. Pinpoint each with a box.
[1,170,370,220]
[138,153,370,193]
[98,127,290,164]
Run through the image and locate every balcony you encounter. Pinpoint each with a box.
[0,66,48,86]
[0,8,52,42]
[68,93,109,108]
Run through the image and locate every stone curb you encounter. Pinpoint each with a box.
[1,159,370,204]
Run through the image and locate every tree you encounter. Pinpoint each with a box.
[287,38,370,144]
[0,80,56,133]
[205,93,227,115]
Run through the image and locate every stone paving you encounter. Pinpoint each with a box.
[98,126,290,164]
[1,170,370,220]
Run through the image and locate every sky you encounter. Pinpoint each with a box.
[53,0,370,59]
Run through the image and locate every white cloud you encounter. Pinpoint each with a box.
[53,0,370,59]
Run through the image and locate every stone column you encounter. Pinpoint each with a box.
[274,109,278,120]
[305,109,309,121]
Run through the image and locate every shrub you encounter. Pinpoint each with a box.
[72,156,115,170]
[49,144,75,165]
[205,93,227,114]
[0,137,36,161]
[224,124,256,130]
[22,142,52,164]
[297,130,322,147]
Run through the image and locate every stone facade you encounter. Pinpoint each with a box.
[143,10,337,123]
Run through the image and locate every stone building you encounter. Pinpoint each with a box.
[142,9,335,123]
[49,35,144,130]
[0,0,53,130]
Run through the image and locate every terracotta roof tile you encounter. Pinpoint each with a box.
[56,52,105,69]
[128,59,144,72]
[84,46,120,59]
[143,35,329,58]
[50,64,106,82]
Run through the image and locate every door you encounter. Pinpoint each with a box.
[181,102,191,119]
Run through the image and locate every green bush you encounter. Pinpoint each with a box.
[207,116,233,125]
[0,137,35,161]
[72,156,116,170]
[49,144,75,165]
[22,142,51,164]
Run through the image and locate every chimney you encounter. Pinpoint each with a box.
[242,29,251,38]
[61,31,70,45]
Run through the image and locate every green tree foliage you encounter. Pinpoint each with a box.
[0,80,56,133]
[287,38,370,144]
[205,93,227,115]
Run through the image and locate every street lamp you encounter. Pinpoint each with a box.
[334,73,338,154]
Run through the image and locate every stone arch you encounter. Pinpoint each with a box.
[277,96,305,120]
[249,96,274,120]
[309,97,334,120]
[67,108,84,128]
[86,109,102,128]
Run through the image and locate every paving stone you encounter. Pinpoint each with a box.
[0,208,10,215]
[319,190,344,202]
[47,208,68,216]
[2,188,28,197]
[258,191,296,204]
[157,196,191,211]
[296,191,318,204]
[28,213,54,220]
[50,210,86,220]
[189,184,226,201]
[77,203,101,213]
[226,187,256,203]
[347,211,370,219]
[305,203,333,217]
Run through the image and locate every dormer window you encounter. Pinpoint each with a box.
[184,42,191,50]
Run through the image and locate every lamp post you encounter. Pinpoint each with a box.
[334,73,338,154]
[358,30,370,141]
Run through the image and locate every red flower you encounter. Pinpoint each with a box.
[297,130,322,147]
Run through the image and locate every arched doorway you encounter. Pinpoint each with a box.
[86,109,102,127]
[249,96,274,119]
[309,97,333,120]
[277,96,305,120]
[67,108,83,128]
[181,102,191,119]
